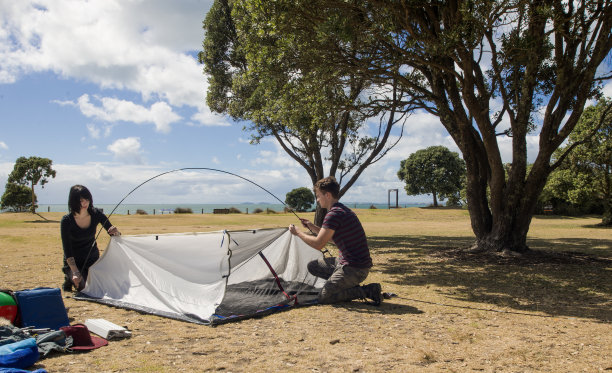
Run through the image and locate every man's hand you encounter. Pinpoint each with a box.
[299,218,311,228]
[289,224,299,235]
[108,226,121,236]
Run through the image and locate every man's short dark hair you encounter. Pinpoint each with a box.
[314,176,340,199]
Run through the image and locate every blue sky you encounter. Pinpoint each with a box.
[0,1,610,207]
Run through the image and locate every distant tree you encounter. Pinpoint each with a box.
[543,98,612,224]
[398,146,466,207]
[1,183,35,212]
[7,156,56,213]
[285,187,315,212]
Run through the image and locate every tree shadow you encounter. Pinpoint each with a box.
[368,235,612,323]
[24,213,60,223]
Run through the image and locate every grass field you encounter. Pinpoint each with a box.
[1,208,611,372]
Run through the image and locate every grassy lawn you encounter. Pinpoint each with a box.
[0,208,610,372]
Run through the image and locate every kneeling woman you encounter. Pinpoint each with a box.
[60,185,120,291]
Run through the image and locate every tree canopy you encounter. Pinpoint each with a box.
[398,146,466,207]
[260,0,612,252]
[7,156,56,213]
[200,0,408,224]
[543,98,612,224]
[285,187,315,212]
[0,183,35,212]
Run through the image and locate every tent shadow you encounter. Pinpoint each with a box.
[368,235,612,323]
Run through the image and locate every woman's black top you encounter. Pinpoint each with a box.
[60,208,113,268]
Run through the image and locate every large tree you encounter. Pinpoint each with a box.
[261,0,612,253]
[398,146,466,207]
[200,0,409,224]
[545,98,612,224]
[7,156,56,213]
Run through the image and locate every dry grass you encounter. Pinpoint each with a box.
[1,208,611,372]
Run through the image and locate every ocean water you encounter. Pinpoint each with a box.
[33,202,423,215]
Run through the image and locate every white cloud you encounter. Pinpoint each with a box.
[602,80,612,98]
[107,137,144,164]
[70,94,181,133]
[0,141,8,150]
[86,123,101,139]
[0,0,227,127]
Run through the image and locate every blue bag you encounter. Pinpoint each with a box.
[14,288,70,330]
[0,339,39,369]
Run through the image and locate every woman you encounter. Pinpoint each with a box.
[60,185,120,292]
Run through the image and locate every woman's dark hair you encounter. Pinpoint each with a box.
[68,185,94,215]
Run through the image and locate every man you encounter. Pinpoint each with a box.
[289,176,382,305]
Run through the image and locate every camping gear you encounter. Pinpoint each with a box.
[76,228,325,325]
[59,324,107,351]
[84,319,131,340]
[0,338,39,369]
[13,289,69,331]
[0,293,17,324]
[34,330,71,357]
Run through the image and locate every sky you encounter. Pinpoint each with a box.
[0,1,610,207]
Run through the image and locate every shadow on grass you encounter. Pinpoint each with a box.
[24,213,60,223]
[368,235,612,323]
[334,300,424,316]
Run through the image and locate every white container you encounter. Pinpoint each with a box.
[84,318,132,339]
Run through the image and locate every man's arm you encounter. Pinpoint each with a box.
[289,224,335,251]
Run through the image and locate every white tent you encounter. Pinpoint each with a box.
[77,228,325,325]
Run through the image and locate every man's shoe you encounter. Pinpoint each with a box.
[364,283,382,306]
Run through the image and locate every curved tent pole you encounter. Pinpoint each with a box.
[79,167,324,277]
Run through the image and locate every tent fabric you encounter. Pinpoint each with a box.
[75,228,324,325]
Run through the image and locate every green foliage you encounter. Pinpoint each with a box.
[1,183,35,212]
[174,207,193,214]
[228,207,243,213]
[397,146,466,207]
[542,98,612,224]
[285,187,315,212]
[7,156,56,213]
[270,0,611,251]
[201,0,406,217]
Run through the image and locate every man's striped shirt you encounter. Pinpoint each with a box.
[322,202,372,268]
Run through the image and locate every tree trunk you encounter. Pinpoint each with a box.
[432,192,438,207]
[314,205,327,228]
[30,181,36,213]
[602,198,612,226]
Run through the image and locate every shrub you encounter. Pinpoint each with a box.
[174,207,193,214]
[369,204,377,209]
[266,208,277,214]
[228,207,242,214]
[135,209,148,215]
[253,208,264,214]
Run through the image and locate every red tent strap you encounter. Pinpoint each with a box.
[258,252,298,305]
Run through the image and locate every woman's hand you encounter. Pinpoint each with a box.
[71,271,82,288]
[108,226,121,236]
